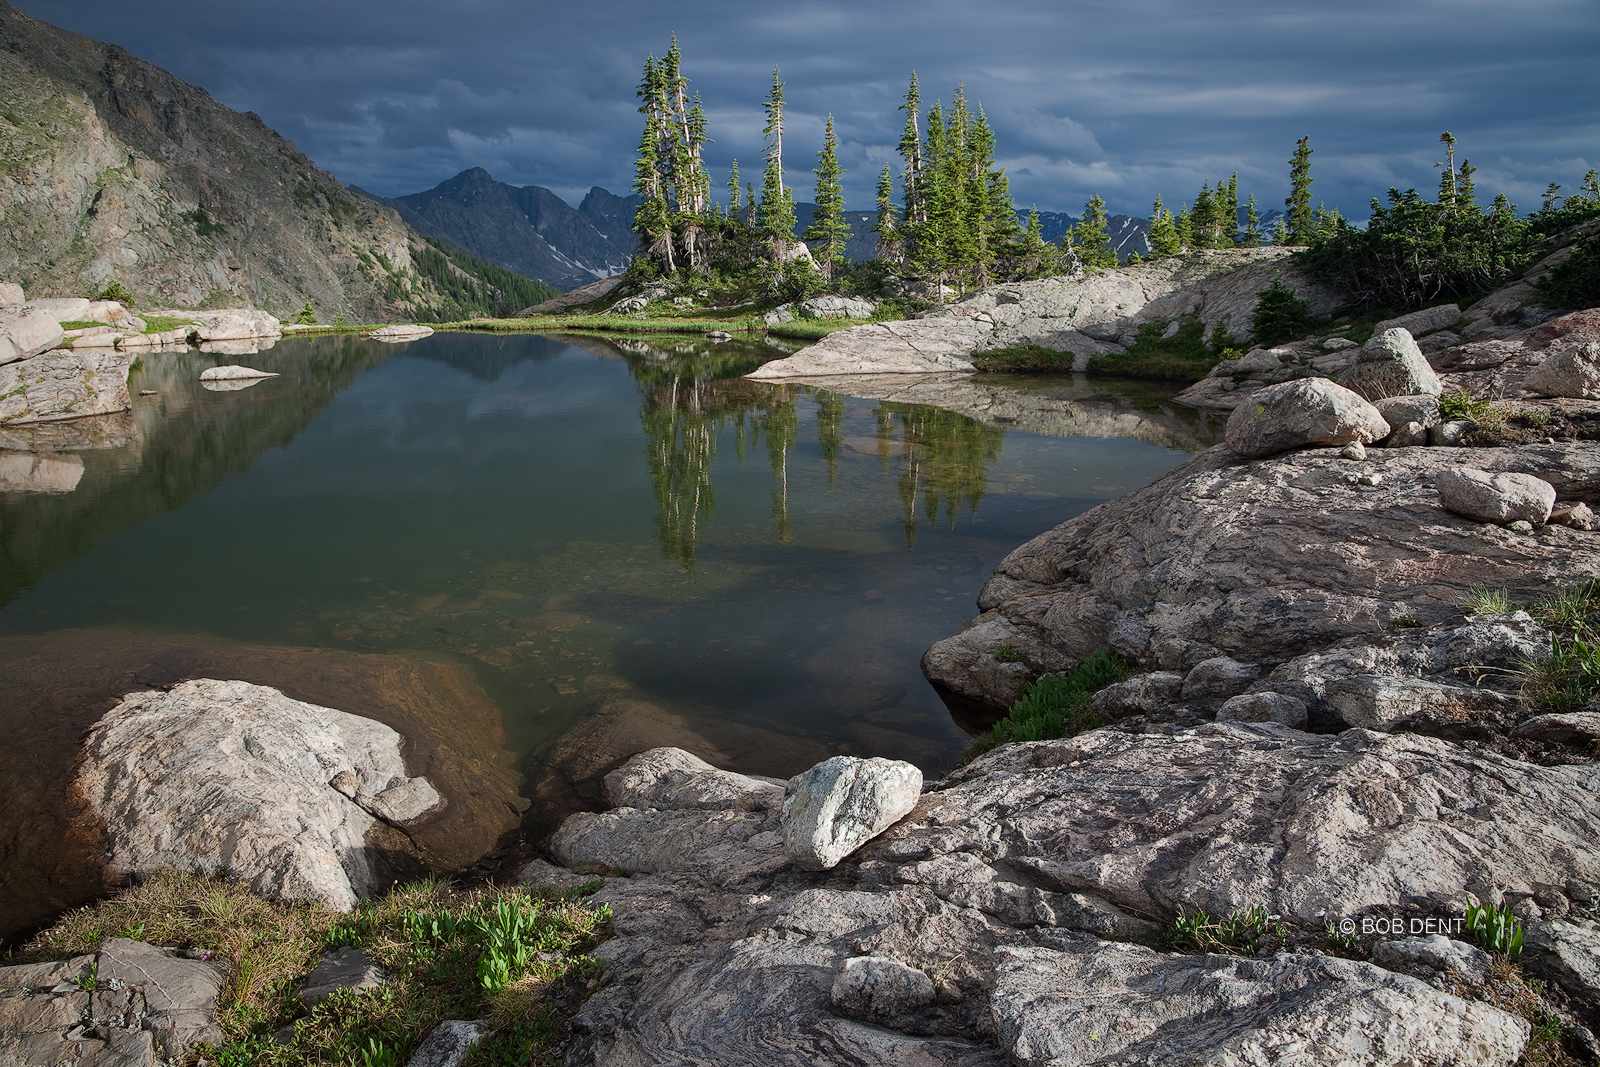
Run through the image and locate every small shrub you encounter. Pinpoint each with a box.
[993,643,1026,664]
[1438,387,1492,423]
[293,301,318,326]
[967,649,1128,757]
[95,279,135,306]
[1537,231,1600,310]
[1251,276,1311,346]
[1084,318,1227,382]
[971,343,1072,373]
[1465,900,1524,958]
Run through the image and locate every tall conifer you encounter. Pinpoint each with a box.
[804,116,852,279]
[1243,193,1260,247]
[1285,137,1314,244]
[1071,195,1115,268]
[759,67,797,256]
[874,164,901,263]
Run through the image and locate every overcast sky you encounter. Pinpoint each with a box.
[17,0,1599,220]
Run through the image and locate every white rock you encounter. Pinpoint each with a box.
[762,304,795,326]
[0,280,23,305]
[192,309,281,341]
[76,679,445,911]
[367,324,434,343]
[1524,340,1600,399]
[0,305,66,366]
[199,365,278,381]
[1435,467,1556,525]
[781,756,922,871]
[830,956,935,1019]
[1338,328,1443,400]
[25,297,91,321]
[798,295,877,320]
[1216,691,1309,729]
[1225,377,1390,459]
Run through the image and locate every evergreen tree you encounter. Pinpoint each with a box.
[727,159,741,218]
[1222,173,1240,246]
[632,56,675,272]
[1584,170,1600,200]
[1286,136,1314,244]
[804,115,852,279]
[745,183,756,225]
[1071,194,1116,268]
[1191,183,1217,249]
[1458,159,1477,212]
[898,74,925,227]
[759,67,797,256]
[1436,131,1458,210]
[1544,183,1565,211]
[1243,193,1261,247]
[1148,195,1181,257]
[1175,202,1193,251]
[630,39,714,273]
[874,164,902,263]
[1272,216,1288,245]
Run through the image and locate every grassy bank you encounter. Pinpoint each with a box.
[19,868,610,1067]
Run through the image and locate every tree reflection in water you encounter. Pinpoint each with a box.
[627,338,1006,568]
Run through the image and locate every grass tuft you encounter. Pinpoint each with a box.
[964,649,1127,760]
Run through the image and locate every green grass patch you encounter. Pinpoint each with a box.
[57,319,100,330]
[965,649,1128,760]
[440,314,764,335]
[20,868,610,1067]
[139,315,194,334]
[1085,318,1241,383]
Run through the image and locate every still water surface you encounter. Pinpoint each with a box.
[0,331,1222,780]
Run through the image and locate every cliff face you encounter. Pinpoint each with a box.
[0,3,431,321]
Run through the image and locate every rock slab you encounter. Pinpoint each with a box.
[0,305,65,366]
[991,941,1527,1067]
[0,348,133,425]
[781,756,923,870]
[77,679,447,911]
[0,939,224,1066]
[199,364,278,381]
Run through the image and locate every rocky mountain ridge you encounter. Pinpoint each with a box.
[355,168,642,292]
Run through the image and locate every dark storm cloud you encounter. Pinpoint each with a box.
[17,0,1599,219]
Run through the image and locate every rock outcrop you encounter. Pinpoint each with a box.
[749,248,1346,379]
[0,938,223,1065]
[0,347,134,425]
[1223,377,1390,458]
[922,440,1600,710]
[77,679,449,911]
[541,736,1566,1066]
[0,304,64,366]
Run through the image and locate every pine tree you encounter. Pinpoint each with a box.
[630,40,714,273]
[898,74,925,227]
[804,115,852,280]
[1191,183,1217,249]
[1285,136,1314,244]
[1583,170,1600,200]
[1175,203,1193,251]
[632,56,675,272]
[727,159,741,218]
[1243,193,1261,247]
[1148,195,1180,257]
[759,67,797,257]
[967,102,1017,288]
[1272,216,1288,246]
[1436,131,1458,210]
[1544,183,1566,211]
[1071,195,1115,268]
[874,164,902,263]
[1457,159,1477,212]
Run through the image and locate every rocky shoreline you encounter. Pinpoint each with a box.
[6,249,1600,1064]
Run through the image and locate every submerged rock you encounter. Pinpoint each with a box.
[77,679,448,910]
[198,364,278,381]
[367,323,434,343]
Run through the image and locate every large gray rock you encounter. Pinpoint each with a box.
[1216,690,1308,728]
[0,348,133,425]
[1370,935,1491,985]
[1374,393,1442,447]
[830,956,935,1020]
[604,747,783,813]
[1514,711,1600,747]
[924,441,1600,711]
[1088,672,1184,718]
[0,305,65,366]
[0,280,24,305]
[1524,340,1600,399]
[1523,920,1600,1001]
[749,248,1347,379]
[798,295,878,320]
[368,324,434,343]
[190,309,281,342]
[76,679,447,911]
[1224,377,1390,459]
[781,756,923,870]
[0,939,224,1066]
[990,941,1527,1067]
[1435,467,1556,525]
[1372,303,1462,338]
[1180,655,1259,700]
[1338,328,1443,401]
